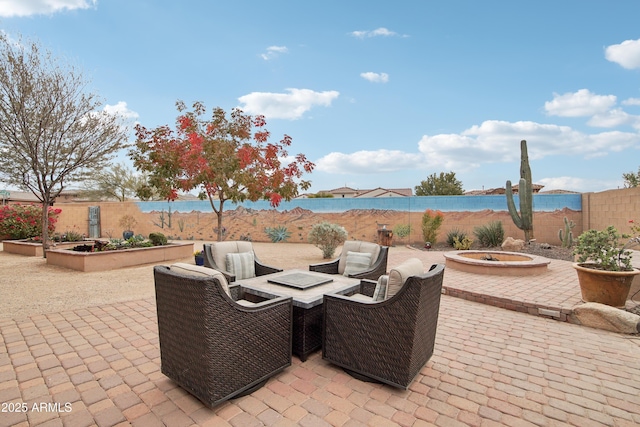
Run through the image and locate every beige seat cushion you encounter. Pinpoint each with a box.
[170,262,230,296]
[209,241,254,271]
[337,241,381,274]
[372,275,389,301]
[236,299,257,307]
[386,258,424,299]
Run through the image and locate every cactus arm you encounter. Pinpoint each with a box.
[505,180,524,229]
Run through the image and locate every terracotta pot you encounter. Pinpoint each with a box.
[573,263,640,308]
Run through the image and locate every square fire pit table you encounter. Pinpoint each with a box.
[237,269,360,361]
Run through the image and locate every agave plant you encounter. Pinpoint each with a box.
[264,226,291,243]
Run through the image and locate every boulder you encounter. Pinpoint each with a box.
[501,237,525,252]
[572,303,640,334]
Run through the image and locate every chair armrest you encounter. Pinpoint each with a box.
[309,258,340,274]
[359,279,377,297]
[255,260,282,276]
[237,289,293,309]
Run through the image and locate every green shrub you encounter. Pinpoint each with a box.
[149,232,168,246]
[446,228,467,247]
[393,224,411,241]
[308,221,348,258]
[473,221,505,247]
[421,209,444,245]
[265,225,291,243]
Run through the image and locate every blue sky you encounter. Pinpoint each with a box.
[2,1,640,194]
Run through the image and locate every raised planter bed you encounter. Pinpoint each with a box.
[46,242,194,272]
[3,240,86,257]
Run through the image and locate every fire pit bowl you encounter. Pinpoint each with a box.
[443,250,550,276]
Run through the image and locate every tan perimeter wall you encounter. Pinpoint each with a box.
[581,187,640,235]
[53,201,582,246]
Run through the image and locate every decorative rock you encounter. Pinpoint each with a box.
[572,303,640,334]
[501,237,525,252]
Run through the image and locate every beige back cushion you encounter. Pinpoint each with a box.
[337,241,381,274]
[170,262,230,296]
[386,258,424,299]
[209,241,254,271]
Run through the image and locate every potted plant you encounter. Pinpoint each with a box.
[118,215,137,240]
[194,249,204,266]
[572,224,640,307]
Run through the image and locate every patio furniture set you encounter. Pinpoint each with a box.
[153,240,445,408]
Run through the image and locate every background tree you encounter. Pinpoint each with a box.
[81,163,146,201]
[130,101,315,241]
[623,167,640,188]
[0,34,129,255]
[415,171,464,196]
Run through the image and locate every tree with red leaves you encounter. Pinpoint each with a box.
[130,101,315,241]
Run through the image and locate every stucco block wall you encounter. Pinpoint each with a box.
[582,187,640,234]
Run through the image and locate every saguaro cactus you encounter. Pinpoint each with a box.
[506,140,534,241]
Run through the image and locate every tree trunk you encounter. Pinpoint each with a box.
[216,199,225,241]
[40,201,49,258]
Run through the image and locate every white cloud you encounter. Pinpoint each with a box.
[623,98,640,106]
[0,0,96,17]
[316,150,423,174]
[103,101,139,121]
[316,119,640,175]
[605,38,640,69]
[587,108,638,128]
[544,89,617,117]
[538,176,620,193]
[360,72,389,83]
[260,45,288,61]
[350,27,401,39]
[237,88,339,120]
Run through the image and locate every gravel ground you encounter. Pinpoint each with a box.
[1,239,578,320]
[0,241,343,319]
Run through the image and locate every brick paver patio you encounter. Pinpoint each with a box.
[2,252,640,426]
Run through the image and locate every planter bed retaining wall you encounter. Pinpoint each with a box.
[3,240,86,257]
[45,241,194,272]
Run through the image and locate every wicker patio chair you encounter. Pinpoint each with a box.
[322,263,445,389]
[309,240,388,280]
[153,264,293,408]
[203,241,282,282]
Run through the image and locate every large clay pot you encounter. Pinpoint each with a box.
[573,263,640,308]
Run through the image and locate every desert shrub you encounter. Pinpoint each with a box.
[421,209,444,245]
[393,224,411,241]
[473,221,505,247]
[149,232,168,246]
[308,221,348,258]
[0,204,61,239]
[446,228,468,247]
[265,225,291,243]
[453,235,473,250]
[52,226,85,242]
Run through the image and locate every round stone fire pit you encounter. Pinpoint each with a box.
[443,250,550,276]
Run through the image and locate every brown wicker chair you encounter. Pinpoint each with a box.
[309,241,389,280]
[153,265,292,408]
[203,241,282,282]
[322,264,445,389]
